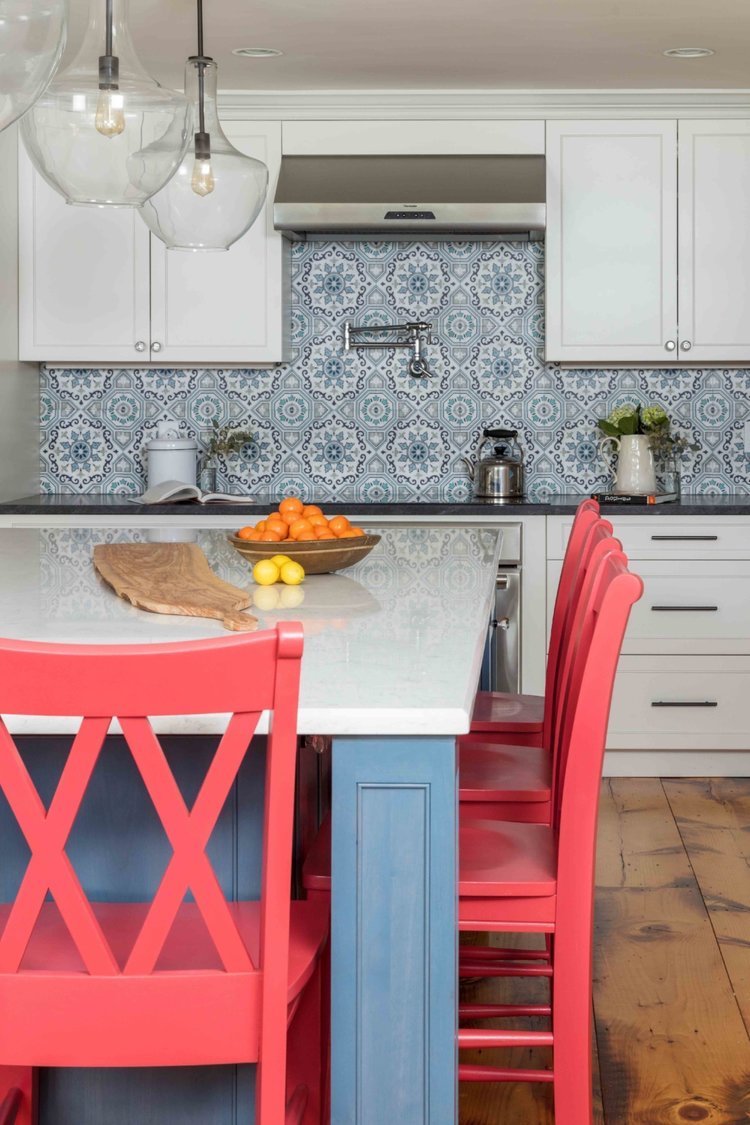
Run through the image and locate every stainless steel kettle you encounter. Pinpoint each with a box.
[462,428,524,499]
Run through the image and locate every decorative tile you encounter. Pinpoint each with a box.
[41,240,750,499]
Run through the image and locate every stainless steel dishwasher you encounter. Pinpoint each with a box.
[480,523,521,694]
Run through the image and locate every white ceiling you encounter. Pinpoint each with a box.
[64,0,750,92]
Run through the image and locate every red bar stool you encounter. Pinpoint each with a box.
[0,625,327,1125]
[457,545,642,1123]
[458,514,616,823]
[468,497,600,743]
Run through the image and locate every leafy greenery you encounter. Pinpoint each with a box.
[203,418,254,461]
[597,403,697,455]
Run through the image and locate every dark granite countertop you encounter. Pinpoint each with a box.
[3,493,750,517]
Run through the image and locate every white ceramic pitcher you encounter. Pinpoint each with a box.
[599,433,656,495]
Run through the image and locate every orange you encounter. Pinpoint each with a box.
[308,514,328,528]
[339,527,365,538]
[255,520,267,533]
[279,496,304,516]
[265,518,288,539]
[302,504,323,518]
[328,515,351,536]
[315,528,336,540]
[296,530,316,541]
[280,510,298,525]
[247,530,262,541]
[236,526,255,540]
[259,530,282,542]
[289,517,314,540]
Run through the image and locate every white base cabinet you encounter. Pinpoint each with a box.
[18,122,289,365]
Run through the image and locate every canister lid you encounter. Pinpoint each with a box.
[146,423,198,452]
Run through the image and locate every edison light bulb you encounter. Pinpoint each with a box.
[191,156,214,196]
[95,88,125,137]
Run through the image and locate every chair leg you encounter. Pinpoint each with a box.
[551,924,593,1125]
[286,955,324,1124]
[0,1069,37,1125]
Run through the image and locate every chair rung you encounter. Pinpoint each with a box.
[459,1064,554,1083]
[459,962,553,978]
[0,1088,22,1125]
[459,946,549,962]
[459,1003,551,1019]
[459,1028,554,1049]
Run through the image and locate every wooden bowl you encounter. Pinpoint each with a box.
[228,533,381,575]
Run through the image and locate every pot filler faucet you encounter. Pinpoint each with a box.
[343,320,435,379]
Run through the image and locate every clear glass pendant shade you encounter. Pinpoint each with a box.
[140,57,268,250]
[20,0,191,205]
[0,0,66,132]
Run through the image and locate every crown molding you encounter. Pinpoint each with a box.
[218,87,750,120]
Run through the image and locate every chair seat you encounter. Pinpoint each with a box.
[470,690,544,733]
[458,739,551,802]
[458,819,557,898]
[0,899,329,1068]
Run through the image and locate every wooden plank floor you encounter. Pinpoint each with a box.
[459,778,750,1124]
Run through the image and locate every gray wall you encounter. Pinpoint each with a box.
[0,124,39,501]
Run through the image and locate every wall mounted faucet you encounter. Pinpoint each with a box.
[343,320,436,379]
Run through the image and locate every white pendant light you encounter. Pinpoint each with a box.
[20,0,191,206]
[0,0,66,133]
[139,0,268,251]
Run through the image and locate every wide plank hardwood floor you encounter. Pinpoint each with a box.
[459,777,750,1124]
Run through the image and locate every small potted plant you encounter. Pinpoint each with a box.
[597,403,696,495]
[200,419,254,492]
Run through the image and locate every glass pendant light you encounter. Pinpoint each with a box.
[139,0,268,251]
[20,0,191,206]
[0,0,66,133]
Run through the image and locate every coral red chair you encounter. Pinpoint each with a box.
[468,497,600,742]
[0,625,328,1125]
[458,514,616,822]
[457,544,642,1123]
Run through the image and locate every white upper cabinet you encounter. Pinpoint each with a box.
[18,144,151,363]
[545,120,678,363]
[678,120,750,362]
[18,121,288,365]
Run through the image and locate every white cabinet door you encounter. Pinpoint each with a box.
[149,121,289,365]
[545,120,678,363]
[678,120,750,362]
[18,144,151,363]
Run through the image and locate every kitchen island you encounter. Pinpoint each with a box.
[0,523,502,1125]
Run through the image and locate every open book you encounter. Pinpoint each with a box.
[133,480,256,505]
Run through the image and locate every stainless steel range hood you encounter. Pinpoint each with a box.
[273,154,546,237]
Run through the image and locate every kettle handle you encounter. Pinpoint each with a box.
[484,427,518,440]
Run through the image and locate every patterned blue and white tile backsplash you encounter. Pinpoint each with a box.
[41,240,750,499]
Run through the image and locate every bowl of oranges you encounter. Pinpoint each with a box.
[229,498,381,575]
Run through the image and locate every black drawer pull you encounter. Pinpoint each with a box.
[651,700,718,708]
[650,535,718,541]
[650,605,718,613]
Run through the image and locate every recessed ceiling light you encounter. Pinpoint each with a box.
[663,46,715,58]
[232,47,283,58]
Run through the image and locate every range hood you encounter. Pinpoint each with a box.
[273,154,546,237]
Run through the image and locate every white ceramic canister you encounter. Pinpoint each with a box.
[146,423,198,488]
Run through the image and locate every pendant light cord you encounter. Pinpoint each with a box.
[196,0,206,137]
[105,0,113,56]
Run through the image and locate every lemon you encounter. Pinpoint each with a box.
[269,554,293,569]
[279,584,305,609]
[252,585,281,611]
[279,561,305,586]
[252,559,280,586]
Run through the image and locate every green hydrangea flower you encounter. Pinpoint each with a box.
[607,404,638,426]
[641,404,669,430]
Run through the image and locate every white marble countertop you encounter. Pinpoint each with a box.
[0,525,502,737]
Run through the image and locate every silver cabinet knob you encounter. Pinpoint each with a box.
[135,340,146,352]
[680,340,692,351]
[665,340,676,352]
[151,341,162,353]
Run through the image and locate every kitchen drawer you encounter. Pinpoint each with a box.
[607,656,750,750]
[547,514,750,560]
[548,559,750,654]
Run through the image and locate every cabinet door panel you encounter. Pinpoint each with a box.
[149,121,288,365]
[18,145,151,363]
[678,119,750,361]
[545,120,677,363]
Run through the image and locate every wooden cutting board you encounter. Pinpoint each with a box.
[93,543,258,632]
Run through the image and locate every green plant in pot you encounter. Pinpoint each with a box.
[200,419,254,492]
[597,403,696,495]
